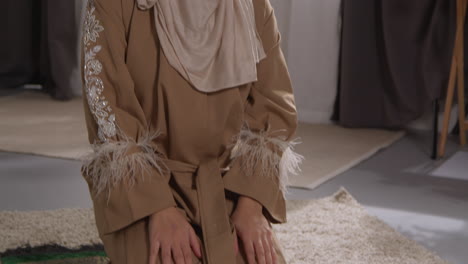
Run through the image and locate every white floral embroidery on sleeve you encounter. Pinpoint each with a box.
[83,0,117,142]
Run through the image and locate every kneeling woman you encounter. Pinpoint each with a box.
[80,0,302,263]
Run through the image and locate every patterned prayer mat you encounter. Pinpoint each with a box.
[0,245,107,264]
[0,207,109,264]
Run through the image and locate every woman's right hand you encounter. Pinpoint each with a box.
[148,207,202,264]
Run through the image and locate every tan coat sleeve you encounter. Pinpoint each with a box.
[224,0,303,224]
[80,0,176,236]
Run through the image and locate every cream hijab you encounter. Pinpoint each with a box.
[137,0,266,93]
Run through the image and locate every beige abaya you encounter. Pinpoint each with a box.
[80,0,302,263]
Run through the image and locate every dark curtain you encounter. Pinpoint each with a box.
[0,0,78,100]
[333,0,456,129]
[0,1,39,89]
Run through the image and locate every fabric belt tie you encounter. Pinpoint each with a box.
[161,157,237,264]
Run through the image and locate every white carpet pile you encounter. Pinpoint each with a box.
[0,188,449,264]
[273,188,449,264]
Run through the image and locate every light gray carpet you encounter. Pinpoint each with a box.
[0,91,89,160]
[0,188,448,264]
[0,91,404,190]
[292,123,405,189]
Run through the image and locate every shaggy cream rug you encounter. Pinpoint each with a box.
[0,188,448,264]
[273,188,448,264]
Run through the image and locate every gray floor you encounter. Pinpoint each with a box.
[1,131,467,264]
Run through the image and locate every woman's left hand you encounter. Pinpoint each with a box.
[231,196,277,264]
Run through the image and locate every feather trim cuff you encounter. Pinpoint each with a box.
[230,123,304,194]
[80,128,169,203]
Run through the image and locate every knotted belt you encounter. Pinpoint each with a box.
[161,157,238,264]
